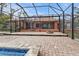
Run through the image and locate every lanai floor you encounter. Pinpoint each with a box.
[0,32,79,56]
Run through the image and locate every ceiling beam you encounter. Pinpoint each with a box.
[64,4,72,12]
[57,3,64,12]
[16,3,29,17]
[32,3,38,17]
[49,6,60,16]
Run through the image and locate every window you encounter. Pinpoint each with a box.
[42,23,51,29]
[36,23,40,28]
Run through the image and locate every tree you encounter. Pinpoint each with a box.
[0,3,10,30]
[0,3,9,23]
[0,3,7,14]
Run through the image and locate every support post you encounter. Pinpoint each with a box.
[10,3,12,33]
[19,17,21,32]
[18,14,21,32]
[62,11,65,33]
[23,18,25,29]
[15,20,17,32]
[72,3,74,39]
[59,16,61,32]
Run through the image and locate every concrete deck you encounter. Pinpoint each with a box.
[3,32,68,37]
[0,32,79,56]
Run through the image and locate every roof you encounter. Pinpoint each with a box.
[19,16,58,22]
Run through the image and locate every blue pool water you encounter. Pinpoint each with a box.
[0,48,29,56]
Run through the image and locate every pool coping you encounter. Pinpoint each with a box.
[0,45,40,56]
[25,46,40,56]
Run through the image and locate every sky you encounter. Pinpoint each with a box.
[2,3,79,17]
[18,3,71,16]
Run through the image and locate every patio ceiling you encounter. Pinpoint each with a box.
[14,3,73,17]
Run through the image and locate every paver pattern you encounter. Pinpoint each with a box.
[0,32,79,56]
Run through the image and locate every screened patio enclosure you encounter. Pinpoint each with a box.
[0,3,79,39]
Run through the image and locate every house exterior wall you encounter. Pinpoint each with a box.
[21,21,59,32]
[10,17,59,32]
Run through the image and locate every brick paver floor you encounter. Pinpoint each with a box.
[0,34,79,56]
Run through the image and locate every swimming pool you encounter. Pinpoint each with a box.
[0,48,29,56]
